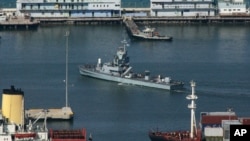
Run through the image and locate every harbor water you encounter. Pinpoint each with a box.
[0,24,250,141]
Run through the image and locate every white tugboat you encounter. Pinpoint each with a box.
[132,26,173,41]
[79,40,183,90]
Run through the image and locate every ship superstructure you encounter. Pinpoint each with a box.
[200,109,250,141]
[148,81,250,141]
[79,40,184,90]
[0,86,49,141]
[0,86,87,141]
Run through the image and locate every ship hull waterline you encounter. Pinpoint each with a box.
[79,67,184,91]
[131,34,173,41]
[125,27,173,41]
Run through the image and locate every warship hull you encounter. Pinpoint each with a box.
[79,66,184,90]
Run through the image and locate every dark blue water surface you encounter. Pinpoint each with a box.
[0,24,250,141]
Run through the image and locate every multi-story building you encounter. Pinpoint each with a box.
[218,0,249,16]
[150,0,216,17]
[16,0,121,18]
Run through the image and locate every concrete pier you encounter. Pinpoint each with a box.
[0,16,39,30]
[25,107,73,120]
[35,16,250,25]
[2,16,250,29]
[123,17,140,36]
[37,17,122,25]
[132,16,250,24]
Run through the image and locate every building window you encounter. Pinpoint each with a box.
[22,4,26,9]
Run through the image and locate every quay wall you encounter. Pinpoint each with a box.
[37,17,123,25]
[2,16,250,30]
[0,17,39,30]
[132,16,250,24]
[36,16,250,25]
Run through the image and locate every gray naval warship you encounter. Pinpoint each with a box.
[79,40,184,90]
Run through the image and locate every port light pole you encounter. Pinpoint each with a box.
[65,31,69,108]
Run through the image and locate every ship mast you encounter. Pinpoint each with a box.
[121,39,127,52]
[186,80,198,139]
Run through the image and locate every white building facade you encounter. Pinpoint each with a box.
[16,0,121,18]
[150,0,216,17]
[218,0,248,16]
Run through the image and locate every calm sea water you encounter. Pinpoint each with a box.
[1,23,250,141]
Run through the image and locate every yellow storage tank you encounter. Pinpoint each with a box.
[2,86,24,125]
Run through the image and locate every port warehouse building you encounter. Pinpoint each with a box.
[2,0,249,18]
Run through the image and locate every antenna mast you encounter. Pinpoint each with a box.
[186,80,198,138]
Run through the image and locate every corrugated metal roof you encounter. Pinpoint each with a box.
[203,111,236,116]
[201,115,238,124]
[239,117,250,125]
